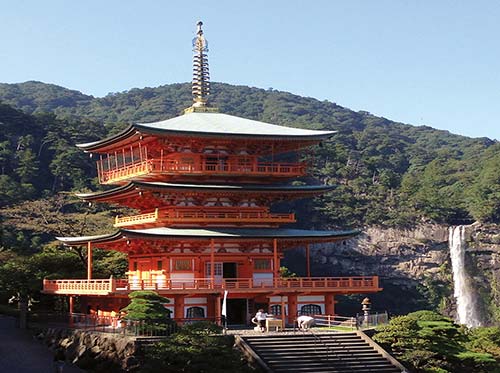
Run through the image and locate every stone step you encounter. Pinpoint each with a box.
[271,365,401,373]
[272,365,401,373]
[255,348,382,358]
[270,363,402,372]
[240,333,403,373]
[254,346,376,353]
[244,338,367,345]
[259,353,384,361]
[243,334,360,341]
[246,343,371,351]
[263,355,389,363]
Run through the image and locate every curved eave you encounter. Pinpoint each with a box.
[123,228,360,240]
[76,181,335,201]
[56,228,360,246]
[56,231,124,246]
[76,113,336,152]
[132,124,336,141]
[77,124,137,152]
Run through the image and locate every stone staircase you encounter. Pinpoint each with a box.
[237,331,406,373]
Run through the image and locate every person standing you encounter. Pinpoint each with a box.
[255,309,267,332]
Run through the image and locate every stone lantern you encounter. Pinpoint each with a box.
[361,297,371,327]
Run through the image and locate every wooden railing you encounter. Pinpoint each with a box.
[43,276,380,295]
[98,157,307,184]
[114,207,296,227]
[42,279,114,295]
[115,209,159,227]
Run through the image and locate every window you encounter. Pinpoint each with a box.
[132,262,138,271]
[270,305,282,316]
[254,259,271,270]
[300,304,321,315]
[174,259,192,271]
[157,260,163,270]
[205,262,223,276]
[186,306,205,319]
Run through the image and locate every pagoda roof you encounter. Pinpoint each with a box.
[56,227,359,246]
[76,181,334,201]
[77,112,336,152]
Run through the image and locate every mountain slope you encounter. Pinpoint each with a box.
[0,81,498,226]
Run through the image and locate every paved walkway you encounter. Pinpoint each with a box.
[0,315,84,373]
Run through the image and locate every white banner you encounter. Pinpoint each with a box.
[221,290,228,317]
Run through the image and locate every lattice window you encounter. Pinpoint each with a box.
[254,259,271,270]
[270,305,282,316]
[205,262,223,276]
[300,304,321,315]
[174,259,192,271]
[186,306,205,319]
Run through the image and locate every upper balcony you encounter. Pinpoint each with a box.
[96,155,307,185]
[43,276,381,296]
[113,207,296,228]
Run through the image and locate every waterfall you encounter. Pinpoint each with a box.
[449,226,481,327]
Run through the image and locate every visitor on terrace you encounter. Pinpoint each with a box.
[297,315,315,330]
[254,309,268,332]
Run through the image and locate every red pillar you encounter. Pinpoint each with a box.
[210,239,215,288]
[215,294,222,326]
[68,296,74,327]
[69,296,74,314]
[287,294,298,325]
[305,244,311,277]
[325,294,335,316]
[175,295,185,321]
[280,295,286,329]
[87,241,92,280]
[273,239,279,280]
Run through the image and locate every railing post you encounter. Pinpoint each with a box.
[110,276,116,292]
[87,242,92,280]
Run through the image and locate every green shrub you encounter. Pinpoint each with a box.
[140,325,255,373]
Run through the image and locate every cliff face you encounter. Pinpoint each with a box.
[285,223,500,323]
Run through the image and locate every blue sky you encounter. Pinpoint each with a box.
[1,0,499,139]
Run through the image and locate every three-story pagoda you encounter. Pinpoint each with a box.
[43,22,381,325]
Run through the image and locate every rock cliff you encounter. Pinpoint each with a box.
[285,223,500,324]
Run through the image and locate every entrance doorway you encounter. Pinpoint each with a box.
[223,262,237,279]
[224,299,247,325]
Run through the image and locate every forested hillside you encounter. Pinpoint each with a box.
[1,79,499,317]
[0,80,499,229]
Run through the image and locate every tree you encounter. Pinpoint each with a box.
[373,311,497,373]
[121,291,171,323]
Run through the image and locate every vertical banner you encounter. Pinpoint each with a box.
[222,290,228,318]
[221,290,228,329]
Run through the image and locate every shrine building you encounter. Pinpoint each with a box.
[43,22,381,325]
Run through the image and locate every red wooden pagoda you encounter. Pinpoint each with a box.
[43,22,381,325]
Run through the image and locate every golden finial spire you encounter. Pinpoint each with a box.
[184,21,218,114]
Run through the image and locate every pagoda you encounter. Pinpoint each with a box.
[43,22,381,325]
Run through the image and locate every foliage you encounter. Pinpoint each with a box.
[140,322,254,373]
[179,321,223,335]
[1,81,500,230]
[373,311,499,372]
[1,81,500,325]
[279,266,297,278]
[465,327,500,358]
[121,291,171,322]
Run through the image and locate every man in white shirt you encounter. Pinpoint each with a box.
[254,309,268,332]
[297,315,315,330]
